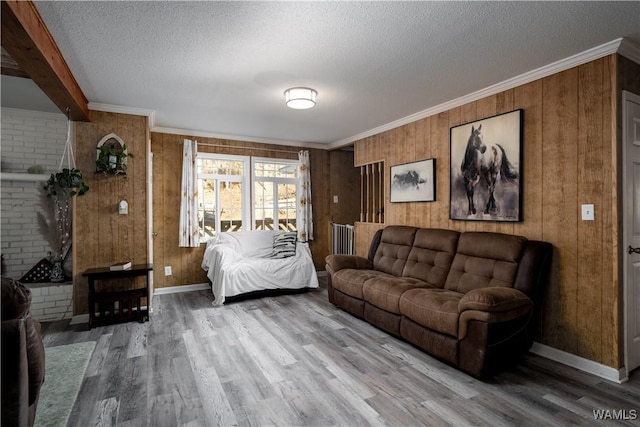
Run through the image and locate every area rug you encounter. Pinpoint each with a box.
[34,341,96,427]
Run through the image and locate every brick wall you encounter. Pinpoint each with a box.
[1,108,74,321]
[29,282,74,321]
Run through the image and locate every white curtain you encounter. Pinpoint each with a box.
[179,139,199,247]
[297,150,313,242]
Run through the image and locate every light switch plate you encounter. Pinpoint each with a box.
[333,195,339,203]
[164,266,172,276]
[581,204,594,221]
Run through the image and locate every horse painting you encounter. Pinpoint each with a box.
[392,170,425,190]
[461,124,518,215]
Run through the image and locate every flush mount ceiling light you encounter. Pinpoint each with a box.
[284,87,317,109]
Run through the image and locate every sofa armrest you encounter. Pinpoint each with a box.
[457,288,533,340]
[325,254,373,274]
[459,287,532,313]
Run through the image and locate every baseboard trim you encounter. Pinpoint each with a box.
[530,342,628,384]
[153,283,210,295]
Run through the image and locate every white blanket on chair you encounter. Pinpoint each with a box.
[201,231,319,306]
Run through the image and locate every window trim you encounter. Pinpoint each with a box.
[197,153,250,237]
[250,157,299,231]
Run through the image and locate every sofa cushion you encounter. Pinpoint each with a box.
[215,230,275,258]
[402,228,460,286]
[373,226,418,276]
[444,232,527,294]
[271,231,297,258]
[363,276,434,314]
[399,288,463,338]
[332,269,390,299]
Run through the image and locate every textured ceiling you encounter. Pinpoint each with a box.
[3,1,640,147]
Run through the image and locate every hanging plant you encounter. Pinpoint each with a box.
[44,168,89,198]
[37,109,89,282]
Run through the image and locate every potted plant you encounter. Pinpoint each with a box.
[40,168,88,281]
[96,143,133,174]
[44,168,89,198]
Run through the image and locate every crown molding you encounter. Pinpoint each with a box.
[151,125,327,150]
[329,38,632,149]
[88,102,156,127]
[618,37,640,64]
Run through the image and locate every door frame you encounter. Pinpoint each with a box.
[623,90,640,380]
[147,141,154,312]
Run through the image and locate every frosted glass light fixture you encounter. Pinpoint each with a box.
[284,87,317,109]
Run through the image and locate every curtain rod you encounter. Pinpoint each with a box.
[180,141,300,155]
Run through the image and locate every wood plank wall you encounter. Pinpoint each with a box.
[150,133,357,289]
[353,54,627,368]
[73,111,149,315]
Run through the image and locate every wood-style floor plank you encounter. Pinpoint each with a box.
[40,281,640,426]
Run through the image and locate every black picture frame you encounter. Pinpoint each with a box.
[449,109,523,221]
[390,158,436,203]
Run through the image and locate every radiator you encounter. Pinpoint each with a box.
[331,223,355,255]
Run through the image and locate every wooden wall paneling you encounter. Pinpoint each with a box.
[73,111,148,314]
[400,124,416,226]
[415,118,431,228]
[310,148,330,269]
[163,135,183,288]
[133,117,149,266]
[514,80,544,241]
[575,58,605,363]
[540,69,580,355]
[431,112,450,230]
[354,222,384,258]
[606,55,617,368]
[151,133,166,289]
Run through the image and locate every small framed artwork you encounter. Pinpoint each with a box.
[390,158,436,203]
[450,109,523,221]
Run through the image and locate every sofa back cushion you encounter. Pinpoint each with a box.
[444,232,527,293]
[373,226,418,276]
[215,230,275,258]
[402,229,460,287]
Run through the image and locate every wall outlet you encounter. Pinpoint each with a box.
[164,266,172,276]
[333,195,339,203]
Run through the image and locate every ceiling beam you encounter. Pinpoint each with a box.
[1,0,89,121]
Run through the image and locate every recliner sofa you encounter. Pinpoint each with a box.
[325,225,553,378]
[1,277,45,427]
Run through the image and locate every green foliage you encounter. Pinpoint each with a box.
[44,168,89,198]
[96,143,134,174]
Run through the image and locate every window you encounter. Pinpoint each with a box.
[197,154,298,240]
[197,154,250,238]
[252,158,298,232]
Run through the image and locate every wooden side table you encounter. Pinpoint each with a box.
[82,264,152,329]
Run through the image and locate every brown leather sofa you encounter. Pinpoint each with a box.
[2,277,45,427]
[325,225,553,378]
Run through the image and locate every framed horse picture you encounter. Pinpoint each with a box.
[449,109,523,222]
[390,158,435,203]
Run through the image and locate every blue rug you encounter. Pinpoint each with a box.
[34,341,96,427]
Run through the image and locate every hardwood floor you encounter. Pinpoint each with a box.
[41,282,640,426]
